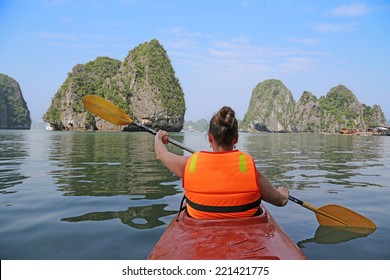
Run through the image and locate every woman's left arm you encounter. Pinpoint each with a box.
[257,170,289,206]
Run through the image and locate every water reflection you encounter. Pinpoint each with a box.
[47,132,182,199]
[45,131,185,230]
[0,131,388,259]
[241,133,385,190]
[62,204,177,229]
[0,130,29,193]
[298,225,376,246]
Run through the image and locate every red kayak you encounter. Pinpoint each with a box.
[148,205,306,260]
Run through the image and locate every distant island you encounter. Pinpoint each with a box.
[185,80,387,134]
[240,79,387,134]
[0,73,31,129]
[184,119,209,132]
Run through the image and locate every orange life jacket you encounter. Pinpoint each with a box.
[183,150,261,219]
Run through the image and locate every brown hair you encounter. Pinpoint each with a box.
[209,106,238,147]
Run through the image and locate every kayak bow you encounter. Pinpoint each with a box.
[148,205,306,260]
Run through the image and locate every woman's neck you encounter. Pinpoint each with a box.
[211,144,235,152]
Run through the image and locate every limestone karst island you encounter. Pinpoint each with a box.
[0,73,31,129]
[43,39,186,132]
[240,79,387,135]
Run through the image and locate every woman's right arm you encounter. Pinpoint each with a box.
[155,130,189,178]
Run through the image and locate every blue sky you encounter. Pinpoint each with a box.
[1,0,389,123]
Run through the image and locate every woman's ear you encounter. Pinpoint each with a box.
[208,132,213,143]
[233,135,238,144]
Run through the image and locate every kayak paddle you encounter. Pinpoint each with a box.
[83,95,376,229]
[289,196,376,229]
[82,95,196,153]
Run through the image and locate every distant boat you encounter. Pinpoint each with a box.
[375,126,390,136]
[339,128,360,135]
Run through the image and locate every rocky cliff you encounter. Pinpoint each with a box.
[241,79,295,132]
[242,79,387,133]
[43,39,186,131]
[0,73,31,129]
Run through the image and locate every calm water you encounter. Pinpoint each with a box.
[0,129,389,260]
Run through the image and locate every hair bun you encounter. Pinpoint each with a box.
[218,106,235,128]
[209,106,238,147]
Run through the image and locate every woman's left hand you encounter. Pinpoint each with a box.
[156,130,169,144]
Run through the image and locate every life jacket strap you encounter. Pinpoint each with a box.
[185,197,261,213]
[176,195,188,221]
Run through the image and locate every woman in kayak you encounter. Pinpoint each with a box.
[155,106,289,219]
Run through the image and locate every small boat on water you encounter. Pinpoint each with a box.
[374,126,390,136]
[148,205,307,260]
[339,128,360,135]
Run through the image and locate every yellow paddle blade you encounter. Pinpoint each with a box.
[315,204,376,229]
[83,95,133,126]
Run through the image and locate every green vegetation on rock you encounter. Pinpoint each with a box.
[317,85,362,131]
[242,80,387,133]
[0,73,31,129]
[123,39,185,117]
[43,39,186,131]
[241,79,295,132]
[43,57,121,126]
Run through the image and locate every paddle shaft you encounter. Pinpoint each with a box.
[289,196,350,226]
[82,95,196,153]
[134,121,196,154]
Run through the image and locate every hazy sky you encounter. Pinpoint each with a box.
[1,0,389,122]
